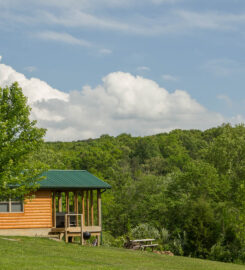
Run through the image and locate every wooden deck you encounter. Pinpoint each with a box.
[49,189,102,245]
[51,214,101,245]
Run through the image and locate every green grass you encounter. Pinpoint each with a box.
[0,237,245,270]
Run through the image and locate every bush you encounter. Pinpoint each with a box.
[102,231,116,247]
[161,227,169,243]
[102,231,125,248]
[131,223,160,240]
[237,250,245,264]
[209,243,233,263]
[169,238,184,256]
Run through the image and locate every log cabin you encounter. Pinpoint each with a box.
[0,170,111,245]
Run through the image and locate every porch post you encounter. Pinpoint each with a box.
[90,190,94,226]
[74,191,79,226]
[86,190,90,226]
[97,189,101,227]
[80,214,84,245]
[65,192,69,213]
[65,191,69,226]
[58,192,62,212]
[97,189,101,246]
[53,191,56,228]
[81,190,85,226]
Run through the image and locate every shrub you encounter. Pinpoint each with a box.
[209,243,233,263]
[102,231,116,247]
[102,231,125,248]
[169,238,184,256]
[131,223,160,240]
[161,227,169,243]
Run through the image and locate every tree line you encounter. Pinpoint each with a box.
[34,124,245,263]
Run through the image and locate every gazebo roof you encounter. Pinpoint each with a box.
[38,170,111,190]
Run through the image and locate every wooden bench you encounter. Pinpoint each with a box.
[140,243,158,251]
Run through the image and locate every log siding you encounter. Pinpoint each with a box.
[0,191,52,229]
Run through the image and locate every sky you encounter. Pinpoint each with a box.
[0,0,245,141]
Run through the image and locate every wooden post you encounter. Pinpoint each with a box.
[53,192,56,228]
[58,193,62,212]
[80,214,84,245]
[97,189,101,227]
[86,190,90,226]
[65,214,68,243]
[74,191,79,226]
[90,190,94,226]
[65,192,69,213]
[81,191,85,226]
[65,192,70,226]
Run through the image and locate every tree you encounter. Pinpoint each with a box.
[0,82,46,200]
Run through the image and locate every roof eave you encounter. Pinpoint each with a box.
[38,186,111,190]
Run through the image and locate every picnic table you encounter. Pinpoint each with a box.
[129,238,158,251]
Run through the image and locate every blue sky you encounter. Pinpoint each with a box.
[0,0,245,140]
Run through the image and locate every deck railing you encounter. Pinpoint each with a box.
[64,213,84,244]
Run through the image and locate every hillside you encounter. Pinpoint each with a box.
[31,124,245,263]
[0,237,244,270]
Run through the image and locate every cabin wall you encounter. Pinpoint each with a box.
[0,190,52,229]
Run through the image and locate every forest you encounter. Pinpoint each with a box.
[32,124,245,264]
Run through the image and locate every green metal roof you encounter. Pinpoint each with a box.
[38,170,111,190]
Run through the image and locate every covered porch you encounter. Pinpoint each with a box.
[51,189,102,244]
[38,170,111,245]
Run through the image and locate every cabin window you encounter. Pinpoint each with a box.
[0,199,23,213]
[0,202,9,212]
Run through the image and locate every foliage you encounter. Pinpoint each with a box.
[102,231,125,248]
[131,223,160,240]
[209,243,233,263]
[31,123,245,263]
[0,83,46,199]
[161,227,170,244]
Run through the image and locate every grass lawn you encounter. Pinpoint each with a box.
[0,237,245,270]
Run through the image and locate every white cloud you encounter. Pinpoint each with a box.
[99,48,112,54]
[37,10,154,35]
[162,74,178,81]
[0,61,234,141]
[229,115,245,126]
[176,10,245,31]
[36,31,92,47]
[151,0,179,4]
[24,66,37,73]
[0,63,68,104]
[137,66,150,72]
[0,0,181,10]
[217,94,233,107]
[49,9,245,34]
[203,59,244,76]
[1,2,245,36]
[36,31,113,54]
[0,56,2,62]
